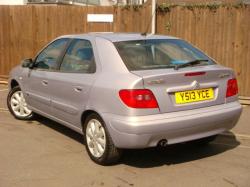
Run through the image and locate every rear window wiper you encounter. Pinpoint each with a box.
[174,59,209,70]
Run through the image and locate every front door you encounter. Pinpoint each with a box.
[24,38,69,115]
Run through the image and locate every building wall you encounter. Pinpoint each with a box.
[0,0,26,5]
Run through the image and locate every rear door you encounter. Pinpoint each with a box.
[48,39,97,128]
[115,38,233,113]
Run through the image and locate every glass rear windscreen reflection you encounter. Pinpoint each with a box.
[114,39,215,71]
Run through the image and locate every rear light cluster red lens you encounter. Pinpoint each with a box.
[119,89,159,108]
[226,78,238,98]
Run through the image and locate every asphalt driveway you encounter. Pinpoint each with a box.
[0,84,250,187]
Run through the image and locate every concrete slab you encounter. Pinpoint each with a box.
[232,106,250,136]
[0,110,250,186]
[0,85,250,187]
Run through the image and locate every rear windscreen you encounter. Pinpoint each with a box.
[114,39,215,71]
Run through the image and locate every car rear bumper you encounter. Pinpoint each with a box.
[102,101,242,149]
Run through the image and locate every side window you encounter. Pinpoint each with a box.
[60,39,96,73]
[35,38,68,70]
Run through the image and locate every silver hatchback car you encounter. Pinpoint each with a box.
[7,33,242,165]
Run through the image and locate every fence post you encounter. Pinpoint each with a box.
[151,0,156,34]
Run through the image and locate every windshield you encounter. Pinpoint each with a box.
[114,39,215,71]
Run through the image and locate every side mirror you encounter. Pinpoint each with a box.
[21,58,33,69]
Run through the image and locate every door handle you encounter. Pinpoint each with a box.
[42,80,48,86]
[74,86,82,92]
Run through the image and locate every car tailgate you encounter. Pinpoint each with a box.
[131,65,235,113]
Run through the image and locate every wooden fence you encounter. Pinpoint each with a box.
[156,3,250,96]
[0,3,249,95]
[0,5,150,78]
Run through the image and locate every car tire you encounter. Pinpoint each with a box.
[83,113,122,165]
[7,86,34,120]
[191,135,217,146]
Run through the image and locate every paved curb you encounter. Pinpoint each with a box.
[0,81,8,85]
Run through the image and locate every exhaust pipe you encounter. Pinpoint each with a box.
[158,139,168,147]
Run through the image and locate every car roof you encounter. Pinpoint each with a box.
[59,32,178,42]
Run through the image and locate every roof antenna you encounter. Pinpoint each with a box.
[141,0,157,36]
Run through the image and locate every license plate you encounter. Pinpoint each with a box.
[175,88,214,104]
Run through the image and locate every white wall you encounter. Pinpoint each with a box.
[0,0,26,5]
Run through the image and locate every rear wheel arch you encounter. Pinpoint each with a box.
[81,110,101,130]
[81,111,122,165]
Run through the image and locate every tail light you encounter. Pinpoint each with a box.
[119,89,159,108]
[226,78,238,97]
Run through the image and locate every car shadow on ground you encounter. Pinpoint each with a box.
[35,116,240,168]
[121,133,239,168]
[35,116,84,144]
